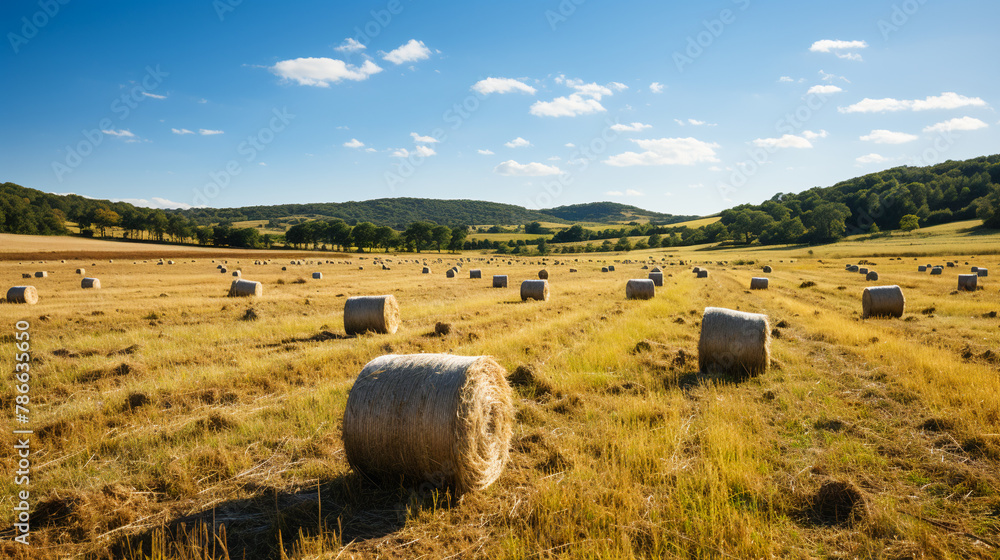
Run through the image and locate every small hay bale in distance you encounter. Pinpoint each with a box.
[750,277,769,290]
[312,272,323,279]
[21,273,31,279]
[859,268,869,275]
[648,272,664,286]
[848,265,859,272]
[220,268,228,274]
[601,267,609,273]
[697,270,709,278]
[520,279,549,302]
[538,269,548,280]
[918,266,927,272]
[6,286,39,305]
[930,267,943,275]
[971,267,979,273]
[34,271,47,278]
[957,274,978,292]
[342,353,514,494]
[866,271,879,281]
[344,295,401,335]
[762,266,773,273]
[228,279,262,298]
[977,268,988,277]
[608,265,615,272]
[862,285,905,319]
[492,275,508,288]
[446,268,456,278]
[698,307,770,377]
[692,267,702,273]
[232,270,242,277]
[81,278,101,289]
[470,269,482,279]
[422,267,431,274]
[76,268,85,275]
[625,279,655,300]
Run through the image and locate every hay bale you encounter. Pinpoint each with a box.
[698,307,770,377]
[625,279,655,300]
[344,295,401,335]
[930,267,943,275]
[232,270,242,277]
[947,262,955,268]
[648,272,664,286]
[220,268,228,274]
[228,279,262,298]
[167,260,175,265]
[693,267,701,273]
[492,275,508,288]
[570,268,578,273]
[866,271,879,281]
[81,278,101,289]
[697,270,708,278]
[957,274,978,292]
[422,267,431,274]
[977,268,988,277]
[312,272,323,279]
[76,268,85,275]
[446,269,456,278]
[608,265,615,272]
[21,273,30,279]
[862,285,905,319]
[918,266,927,272]
[520,280,549,302]
[538,269,548,280]
[859,268,868,275]
[750,277,768,290]
[601,267,609,273]
[6,286,38,305]
[342,354,513,494]
[971,267,979,273]
[848,265,859,272]
[470,269,482,279]
[763,266,772,273]
[34,271,47,278]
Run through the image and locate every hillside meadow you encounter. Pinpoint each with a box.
[0,229,998,559]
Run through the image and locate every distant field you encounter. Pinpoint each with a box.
[667,216,720,229]
[0,234,341,261]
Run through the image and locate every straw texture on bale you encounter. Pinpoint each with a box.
[762,266,772,273]
[34,271,47,278]
[520,280,549,302]
[81,278,101,289]
[422,267,431,274]
[866,271,879,281]
[750,277,769,290]
[625,279,655,300]
[930,267,943,275]
[957,274,978,291]
[601,267,609,273]
[76,268,85,275]
[697,270,709,278]
[918,266,927,272]
[859,268,869,275]
[693,267,702,273]
[446,269,456,278]
[470,269,482,279]
[492,275,508,288]
[228,279,262,298]
[862,285,905,319]
[6,286,38,305]
[538,269,548,280]
[698,307,771,377]
[312,272,322,279]
[344,295,401,335]
[648,272,664,286]
[977,268,988,277]
[342,354,514,494]
[608,265,615,272]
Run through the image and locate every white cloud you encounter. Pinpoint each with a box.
[605,190,624,196]
[414,145,436,157]
[564,143,575,148]
[810,39,868,60]
[752,132,821,149]
[270,57,382,86]
[626,189,643,196]
[102,129,135,138]
[259,162,267,166]
[603,137,721,166]
[808,85,843,95]
[365,148,376,153]
[142,92,167,99]
[113,197,192,210]
[922,116,988,133]
[383,39,432,65]
[819,70,850,83]
[779,76,795,83]
[410,132,438,144]
[471,77,536,95]
[391,148,410,158]
[547,156,561,161]
[171,128,194,135]
[335,38,366,53]
[859,129,918,144]
[801,130,828,139]
[343,138,365,148]
[609,82,628,91]
[477,149,495,155]
[504,137,532,148]
[856,153,888,164]
[839,92,987,113]
[198,129,224,135]
[530,94,605,117]
[197,98,208,104]
[494,160,562,176]
[565,79,613,99]
[610,122,652,132]
[649,82,664,93]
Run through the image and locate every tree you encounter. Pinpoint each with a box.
[614,236,632,251]
[525,221,546,234]
[431,225,451,252]
[404,221,434,251]
[92,208,121,237]
[647,233,662,248]
[374,226,396,252]
[351,222,378,252]
[448,226,468,253]
[899,214,920,232]
[974,184,1000,229]
[536,238,549,255]
[804,202,851,242]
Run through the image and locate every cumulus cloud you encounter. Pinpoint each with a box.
[477,149,495,155]
[860,129,918,144]
[343,138,365,148]
[752,131,825,149]
[142,92,167,99]
[494,160,562,176]
[808,85,843,95]
[610,122,652,132]
[839,92,987,113]
[471,77,536,95]
[856,153,888,164]
[335,38,366,53]
[113,197,193,210]
[414,145,436,157]
[801,130,829,139]
[391,148,410,158]
[922,116,988,133]
[810,39,867,60]
[198,129,224,135]
[410,132,438,143]
[603,137,721,166]
[383,39,432,65]
[270,57,382,86]
[649,82,664,93]
[504,137,531,148]
[171,128,194,135]
[530,77,617,117]
[779,76,795,83]
[102,129,135,138]
[609,82,628,91]
[605,190,624,196]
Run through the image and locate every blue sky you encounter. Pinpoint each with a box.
[2,0,998,216]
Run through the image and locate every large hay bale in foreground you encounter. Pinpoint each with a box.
[81,278,101,289]
[228,279,262,298]
[470,269,482,279]
[957,274,978,292]
[538,269,548,280]
[6,286,38,305]
[520,280,549,302]
[750,277,769,290]
[625,279,655,300]
[493,275,508,288]
[648,272,664,286]
[344,295,400,335]
[342,354,513,494]
[698,307,770,377]
[862,285,905,319]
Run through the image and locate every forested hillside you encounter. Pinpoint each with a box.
[544,201,698,224]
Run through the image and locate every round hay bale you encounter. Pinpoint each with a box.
[569,268,578,273]
[6,286,38,305]
[957,274,978,292]
[648,272,664,287]
[947,262,955,268]
[492,275,508,288]
[750,277,769,290]
[34,271,48,278]
[971,267,979,273]
[601,267,609,273]
[281,266,287,271]
[81,277,101,289]
[848,265,859,272]
[859,268,868,275]
[446,269,456,278]
[344,295,401,335]
[930,267,943,275]
[976,268,988,277]
[692,267,702,273]
[607,265,615,272]
[862,285,905,319]
[626,279,655,300]
[470,269,482,279]
[228,279,262,298]
[698,307,771,377]
[918,266,927,272]
[312,272,323,279]
[422,267,431,274]
[538,269,548,280]
[232,270,242,277]
[21,273,31,279]
[520,280,549,302]
[76,268,85,275]
[697,270,708,278]
[342,354,513,494]
[167,260,175,265]
[220,268,228,274]
[762,266,772,273]
[866,271,879,281]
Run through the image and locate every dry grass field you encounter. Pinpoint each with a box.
[1,232,999,559]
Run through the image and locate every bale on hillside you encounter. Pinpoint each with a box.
[649,272,664,287]
[76,268,85,275]
[918,266,927,272]
[312,272,323,279]
[342,353,513,494]
[6,286,38,305]
[866,271,879,281]
[520,280,549,302]
[698,307,770,377]
[652,266,662,273]
[947,262,955,268]
[957,274,978,292]
[750,277,769,290]
[538,269,548,280]
[977,268,988,277]
[697,270,709,278]
[763,266,773,273]
[344,295,401,335]
[470,269,482,279]
[972,267,979,273]
[862,285,905,319]
[220,268,228,274]
[570,268,578,273]
[492,275,508,288]
[34,271,47,278]
[848,265,859,272]
[930,267,943,275]
[626,279,655,300]
[81,278,101,289]
[228,279,262,298]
